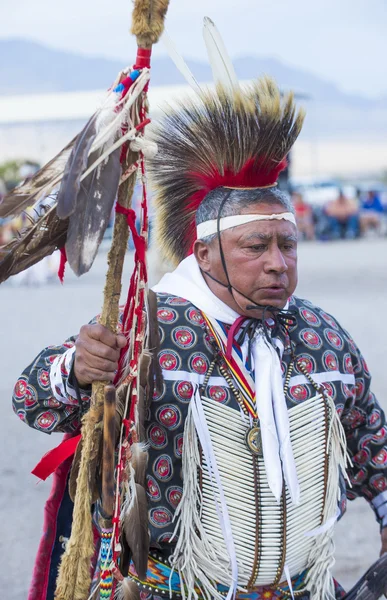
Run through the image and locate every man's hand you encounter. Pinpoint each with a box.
[381,527,387,556]
[74,324,127,388]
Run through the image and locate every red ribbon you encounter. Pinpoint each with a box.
[32,434,82,481]
[115,204,146,262]
[226,316,247,360]
[134,47,152,69]
[58,246,67,283]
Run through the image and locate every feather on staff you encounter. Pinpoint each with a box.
[0,72,150,282]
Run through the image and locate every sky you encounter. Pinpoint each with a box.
[1,0,387,98]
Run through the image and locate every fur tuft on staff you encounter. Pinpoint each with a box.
[131,0,169,47]
[149,76,305,265]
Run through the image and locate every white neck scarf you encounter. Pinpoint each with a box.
[152,254,300,505]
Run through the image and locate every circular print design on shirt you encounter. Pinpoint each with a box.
[158,349,181,371]
[44,397,62,409]
[368,407,382,430]
[147,423,168,449]
[343,353,354,374]
[167,297,190,306]
[322,350,339,372]
[299,328,323,350]
[324,329,344,351]
[322,382,337,400]
[157,307,179,324]
[335,403,344,418]
[353,447,371,466]
[35,410,59,431]
[189,352,210,375]
[156,404,182,430]
[351,468,367,486]
[24,385,38,410]
[370,473,387,493]
[372,426,387,445]
[158,325,165,345]
[15,409,26,422]
[295,353,316,375]
[342,407,365,429]
[185,307,205,327]
[38,369,51,390]
[174,433,184,458]
[45,354,59,366]
[320,311,339,330]
[153,382,166,402]
[361,357,371,378]
[146,475,161,501]
[60,360,69,377]
[13,377,28,401]
[149,506,173,528]
[157,532,173,543]
[355,378,365,401]
[300,308,321,327]
[173,381,194,403]
[289,384,310,402]
[345,336,358,356]
[340,382,355,402]
[208,385,230,404]
[166,486,183,509]
[203,333,215,354]
[172,326,197,350]
[153,454,173,481]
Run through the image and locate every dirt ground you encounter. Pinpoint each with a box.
[0,238,386,597]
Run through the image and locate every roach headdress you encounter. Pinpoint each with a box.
[150,76,305,265]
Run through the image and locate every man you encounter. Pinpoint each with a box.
[14,78,387,600]
[324,190,359,240]
[359,190,384,236]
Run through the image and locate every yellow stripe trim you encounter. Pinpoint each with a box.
[203,315,257,419]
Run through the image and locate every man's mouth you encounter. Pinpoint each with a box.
[259,285,286,296]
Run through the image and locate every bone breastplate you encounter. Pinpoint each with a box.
[200,393,330,589]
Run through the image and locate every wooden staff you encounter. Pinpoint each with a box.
[101,384,117,520]
[55,2,170,598]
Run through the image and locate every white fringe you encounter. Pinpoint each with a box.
[305,392,351,600]
[169,398,234,600]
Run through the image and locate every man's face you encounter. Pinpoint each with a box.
[194,202,298,318]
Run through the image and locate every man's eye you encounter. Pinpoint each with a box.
[249,245,266,251]
[283,244,295,251]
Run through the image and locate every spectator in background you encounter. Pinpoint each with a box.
[292,191,315,240]
[324,190,359,239]
[359,190,384,235]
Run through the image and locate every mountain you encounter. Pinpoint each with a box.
[2,38,387,146]
[0,38,382,110]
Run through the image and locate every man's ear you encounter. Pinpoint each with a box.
[193,239,211,271]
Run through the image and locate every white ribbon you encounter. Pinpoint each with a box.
[196,212,297,239]
[191,388,238,600]
[253,334,300,505]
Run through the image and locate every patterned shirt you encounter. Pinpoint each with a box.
[12,294,387,541]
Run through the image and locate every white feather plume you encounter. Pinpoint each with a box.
[203,16,239,93]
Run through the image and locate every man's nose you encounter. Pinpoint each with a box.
[264,245,288,273]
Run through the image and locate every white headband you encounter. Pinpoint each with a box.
[196,212,297,239]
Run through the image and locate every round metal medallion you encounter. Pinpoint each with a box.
[246,426,263,457]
